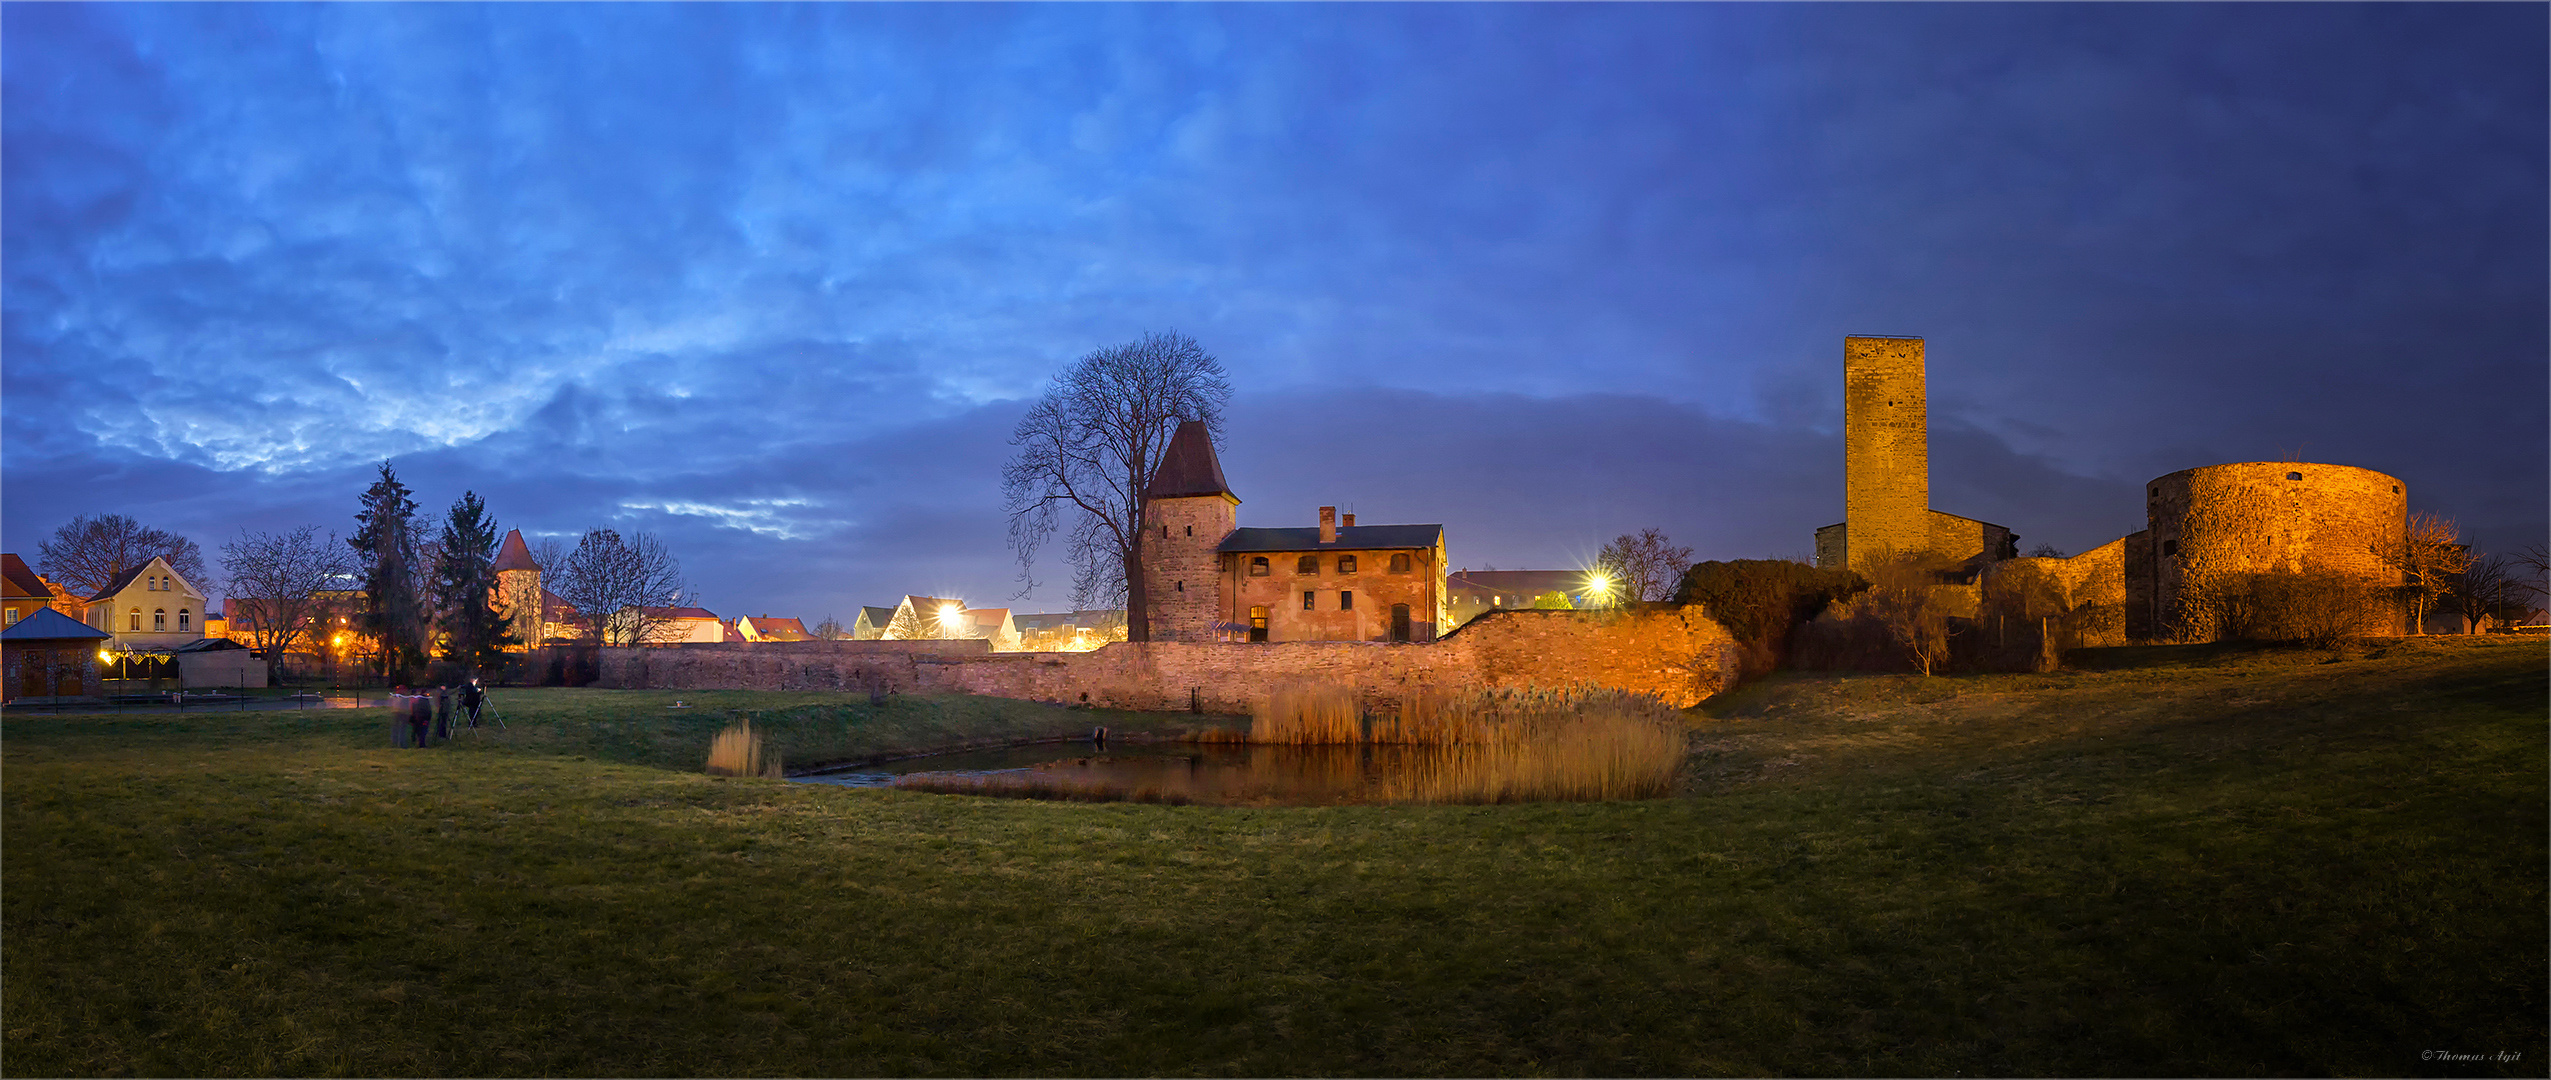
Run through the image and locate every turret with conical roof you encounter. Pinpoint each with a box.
[1140,420,1238,642]
[492,529,543,649]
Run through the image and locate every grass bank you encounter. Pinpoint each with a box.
[5,637,2542,1076]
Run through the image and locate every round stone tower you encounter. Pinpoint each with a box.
[2143,462,2406,640]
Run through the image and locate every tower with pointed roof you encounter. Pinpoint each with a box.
[1141,419,1239,642]
[492,528,543,650]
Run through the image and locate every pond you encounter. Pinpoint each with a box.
[794,738,1681,806]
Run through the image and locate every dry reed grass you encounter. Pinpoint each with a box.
[704,720,784,779]
[1249,682,1363,745]
[1247,683,1689,802]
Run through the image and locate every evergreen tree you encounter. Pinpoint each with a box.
[433,491,516,675]
[352,461,428,683]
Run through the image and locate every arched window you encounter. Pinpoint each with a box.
[129,609,143,631]
[1338,556,1358,574]
[1297,555,1318,574]
[1389,553,1412,573]
[153,609,167,631]
[1249,557,1270,577]
[178,609,191,632]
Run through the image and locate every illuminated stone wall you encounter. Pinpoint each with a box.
[1140,493,1237,642]
[595,604,1741,710]
[1842,335,1931,570]
[2143,462,2405,641]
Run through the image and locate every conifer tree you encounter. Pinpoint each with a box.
[352,461,428,683]
[433,491,516,675]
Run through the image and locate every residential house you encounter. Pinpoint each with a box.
[883,596,968,640]
[852,606,897,640]
[958,607,1022,651]
[3,553,53,629]
[735,615,813,643]
[85,555,210,653]
[640,606,727,644]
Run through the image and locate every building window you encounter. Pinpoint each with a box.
[1248,606,1268,643]
[1297,555,1318,574]
[1185,524,1193,537]
[178,610,191,631]
[1338,555,1358,574]
[1162,525,1170,539]
[1249,557,1270,577]
[1176,581,1184,593]
[2162,539,2178,557]
[3,609,17,626]
[1341,590,1354,611]
[153,609,167,631]
[1389,553,1412,573]
[129,609,142,632]
[2286,471,2302,481]
[1302,591,1315,610]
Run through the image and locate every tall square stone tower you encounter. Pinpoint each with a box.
[1842,335,1930,570]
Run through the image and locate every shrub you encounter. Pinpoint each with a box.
[1672,559,1866,679]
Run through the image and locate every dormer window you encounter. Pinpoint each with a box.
[1338,556,1358,574]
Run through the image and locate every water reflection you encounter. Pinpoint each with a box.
[798,740,1677,806]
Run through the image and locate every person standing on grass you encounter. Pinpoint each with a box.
[402,685,431,749]
[459,677,486,729]
[433,684,453,741]
[390,684,413,748]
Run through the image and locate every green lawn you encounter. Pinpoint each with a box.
[6,638,2542,1076]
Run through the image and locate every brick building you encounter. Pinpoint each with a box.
[1141,420,1449,644]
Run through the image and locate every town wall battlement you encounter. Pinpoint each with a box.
[594,604,1742,711]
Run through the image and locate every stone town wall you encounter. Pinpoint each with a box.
[594,604,1742,711]
[2145,462,2405,641]
[1985,537,2130,647]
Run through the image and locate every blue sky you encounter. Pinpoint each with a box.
[6,3,2544,618]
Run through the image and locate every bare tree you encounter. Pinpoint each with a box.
[550,528,689,647]
[39,513,209,598]
[2373,512,2466,635]
[219,524,358,684]
[1862,550,1956,676]
[1002,330,1231,640]
[813,614,847,641]
[1592,528,1696,605]
[2448,555,2525,634]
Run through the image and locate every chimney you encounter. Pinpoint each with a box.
[1318,506,1337,544]
[1342,512,1356,528]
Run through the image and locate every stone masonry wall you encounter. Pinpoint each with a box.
[595,604,1742,711]
[2146,462,2405,641]
[1844,335,1930,571]
[1140,494,1236,642]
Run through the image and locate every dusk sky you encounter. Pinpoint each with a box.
[6,3,2544,620]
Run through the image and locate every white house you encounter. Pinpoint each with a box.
[85,555,208,653]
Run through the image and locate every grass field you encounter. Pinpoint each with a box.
[5,637,2542,1076]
